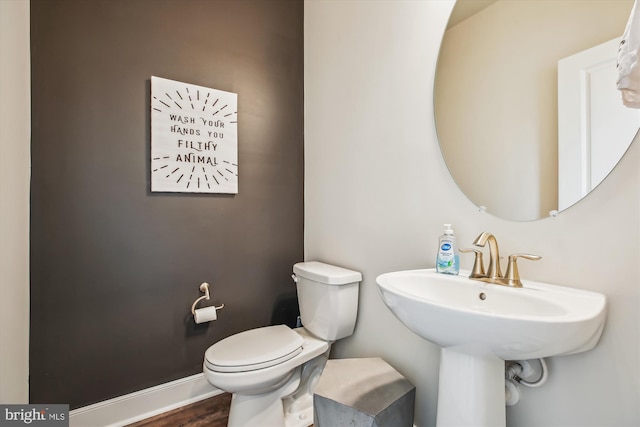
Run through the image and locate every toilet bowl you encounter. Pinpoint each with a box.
[204,326,329,427]
[203,261,362,427]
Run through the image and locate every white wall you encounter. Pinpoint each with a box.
[0,0,31,404]
[304,1,639,426]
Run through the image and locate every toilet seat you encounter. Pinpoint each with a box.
[205,325,304,373]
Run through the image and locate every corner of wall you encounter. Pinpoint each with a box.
[0,0,31,404]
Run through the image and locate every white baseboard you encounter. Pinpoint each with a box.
[69,373,223,427]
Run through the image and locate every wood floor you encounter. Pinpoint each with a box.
[126,393,232,427]
[125,392,315,427]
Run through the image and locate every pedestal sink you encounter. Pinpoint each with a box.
[376,269,607,427]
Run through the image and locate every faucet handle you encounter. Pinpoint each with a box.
[460,248,486,278]
[504,253,541,288]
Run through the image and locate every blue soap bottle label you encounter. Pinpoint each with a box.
[436,224,459,275]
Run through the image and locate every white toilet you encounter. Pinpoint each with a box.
[203,261,362,427]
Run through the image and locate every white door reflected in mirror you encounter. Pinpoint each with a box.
[558,37,640,211]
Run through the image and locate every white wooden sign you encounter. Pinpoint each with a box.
[151,76,238,193]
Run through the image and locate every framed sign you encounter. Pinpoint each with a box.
[151,76,238,194]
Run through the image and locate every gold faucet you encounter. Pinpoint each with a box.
[464,232,541,288]
[472,232,503,281]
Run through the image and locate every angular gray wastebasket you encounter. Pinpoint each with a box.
[313,357,415,427]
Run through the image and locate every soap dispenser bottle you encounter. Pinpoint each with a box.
[436,224,460,275]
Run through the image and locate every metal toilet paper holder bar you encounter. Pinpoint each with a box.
[191,282,225,314]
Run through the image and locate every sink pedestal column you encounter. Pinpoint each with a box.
[436,348,505,427]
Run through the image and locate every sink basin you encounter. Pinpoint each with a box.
[376,269,607,427]
[376,268,606,360]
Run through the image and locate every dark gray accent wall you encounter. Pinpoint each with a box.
[30,0,303,409]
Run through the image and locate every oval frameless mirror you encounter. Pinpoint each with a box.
[435,0,639,221]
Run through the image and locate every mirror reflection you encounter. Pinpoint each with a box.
[435,0,639,221]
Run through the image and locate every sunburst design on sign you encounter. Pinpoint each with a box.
[151,76,238,193]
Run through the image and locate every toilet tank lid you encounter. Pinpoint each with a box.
[293,261,362,285]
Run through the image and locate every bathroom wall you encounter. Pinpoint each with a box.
[0,0,30,404]
[30,0,303,409]
[305,1,639,426]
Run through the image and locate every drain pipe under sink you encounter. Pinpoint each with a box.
[504,358,548,406]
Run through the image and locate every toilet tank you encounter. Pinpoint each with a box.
[292,261,361,341]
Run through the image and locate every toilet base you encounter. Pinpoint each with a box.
[283,350,328,427]
[227,351,329,427]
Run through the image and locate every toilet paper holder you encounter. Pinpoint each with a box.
[191,282,224,315]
